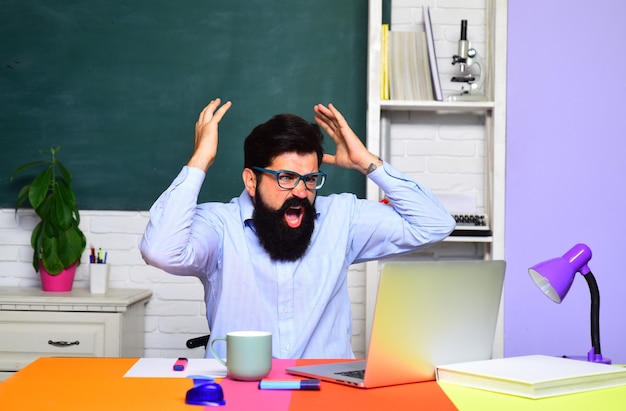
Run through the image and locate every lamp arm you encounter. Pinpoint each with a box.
[583,271,602,355]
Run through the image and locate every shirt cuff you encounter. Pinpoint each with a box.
[171,166,206,196]
[367,161,406,183]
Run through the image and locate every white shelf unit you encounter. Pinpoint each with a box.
[380,100,495,111]
[365,0,507,356]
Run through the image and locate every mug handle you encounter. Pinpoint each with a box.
[208,337,227,366]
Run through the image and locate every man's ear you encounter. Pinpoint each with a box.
[242,168,257,197]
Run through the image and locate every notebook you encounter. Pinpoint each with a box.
[286,260,506,388]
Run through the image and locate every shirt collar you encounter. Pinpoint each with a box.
[239,190,256,228]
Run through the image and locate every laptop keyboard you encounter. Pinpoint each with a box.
[335,369,365,380]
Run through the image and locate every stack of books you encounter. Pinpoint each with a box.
[436,355,626,399]
[381,6,443,101]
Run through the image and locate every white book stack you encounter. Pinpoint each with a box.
[436,355,626,399]
[388,30,432,101]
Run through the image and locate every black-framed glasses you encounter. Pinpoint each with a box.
[252,167,327,190]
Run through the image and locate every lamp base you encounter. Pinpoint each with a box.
[563,348,611,364]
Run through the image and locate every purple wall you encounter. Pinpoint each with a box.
[506,0,626,363]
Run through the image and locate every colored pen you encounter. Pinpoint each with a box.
[173,357,188,371]
[258,379,321,390]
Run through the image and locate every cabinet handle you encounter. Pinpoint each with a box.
[48,339,80,347]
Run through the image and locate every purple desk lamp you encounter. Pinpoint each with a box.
[528,243,611,364]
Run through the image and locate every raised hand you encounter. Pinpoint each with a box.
[314,103,382,175]
[187,98,232,172]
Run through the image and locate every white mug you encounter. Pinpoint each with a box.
[209,331,272,381]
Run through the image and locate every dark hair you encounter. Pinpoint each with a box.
[244,114,324,169]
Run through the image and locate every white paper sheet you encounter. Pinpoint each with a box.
[123,358,227,378]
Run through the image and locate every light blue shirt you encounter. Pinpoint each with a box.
[140,162,454,359]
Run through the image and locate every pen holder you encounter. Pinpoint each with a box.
[90,264,109,294]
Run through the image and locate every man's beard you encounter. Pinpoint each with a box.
[252,190,316,261]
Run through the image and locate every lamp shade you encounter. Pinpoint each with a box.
[528,243,592,303]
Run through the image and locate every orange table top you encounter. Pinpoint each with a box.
[0,357,457,410]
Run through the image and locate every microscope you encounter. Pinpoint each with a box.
[447,20,486,101]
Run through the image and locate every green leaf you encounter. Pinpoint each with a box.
[54,190,72,229]
[57,226,85,268]
[73,205,82,225]
[14,184,31,211]
[28,168,52,210]
[57,178,76,209]
[41,235,64,275]
[10,160,46,181]
[42,218,58,239]
[35,195,53,223]
[32,248,40,273]
[56,160,73,186]
[42,257,64,275]
[30,222,43,255]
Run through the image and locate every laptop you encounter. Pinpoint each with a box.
[286,260,506,388]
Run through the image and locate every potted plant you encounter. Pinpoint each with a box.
[11,146,87,291]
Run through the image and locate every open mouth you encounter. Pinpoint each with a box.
[284,206,304,228]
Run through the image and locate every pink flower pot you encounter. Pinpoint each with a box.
[40,262,77,292]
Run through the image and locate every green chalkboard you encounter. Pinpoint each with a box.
[1,0,367,210]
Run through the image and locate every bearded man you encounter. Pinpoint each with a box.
[140,98,455,359]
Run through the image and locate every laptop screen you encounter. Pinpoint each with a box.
[286,260,506,388]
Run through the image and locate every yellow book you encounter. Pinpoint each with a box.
[380,24,389,100]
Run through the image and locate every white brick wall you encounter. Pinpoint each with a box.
[389,111,487,211]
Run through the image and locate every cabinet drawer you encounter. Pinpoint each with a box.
[0,311,121,372]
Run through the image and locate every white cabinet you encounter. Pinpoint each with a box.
[365,0,507,355]
[0,287,152,381]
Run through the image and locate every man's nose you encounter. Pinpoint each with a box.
[291,179,308,198]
